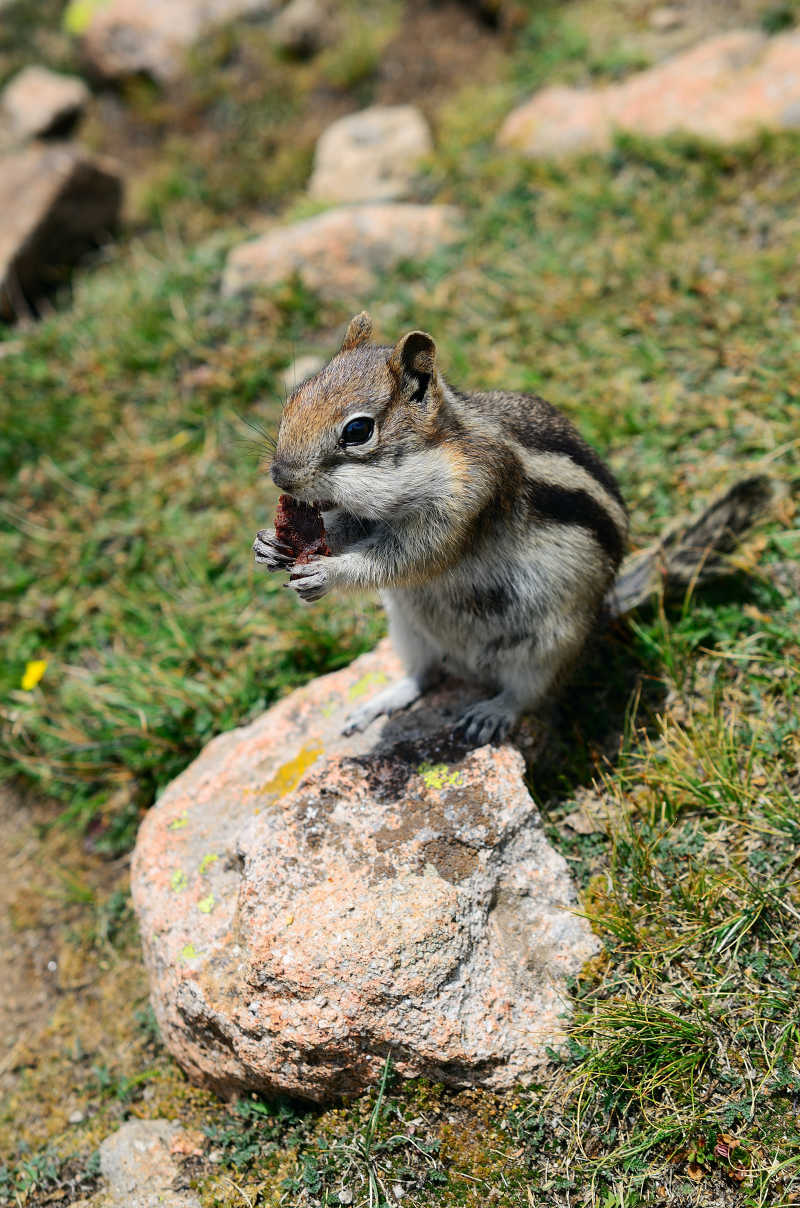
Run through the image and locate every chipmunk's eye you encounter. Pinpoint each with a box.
[340,416,374,446]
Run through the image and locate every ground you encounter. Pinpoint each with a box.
[1,0,799,1205]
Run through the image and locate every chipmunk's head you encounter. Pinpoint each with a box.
[270,311,458,519]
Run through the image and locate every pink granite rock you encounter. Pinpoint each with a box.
[269,0,337,57]
[308,105,433,203]
[71,0,280,83]
[131,641,599,1103]
[499,28,800,157]
[0,66,89,143]
[0,143,122,320]
[221,204,462,301]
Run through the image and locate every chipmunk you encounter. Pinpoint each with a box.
[253,312,629,744]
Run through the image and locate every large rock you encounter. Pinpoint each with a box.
[222,203,462,300]
[0,143,122,320]
[308,105,433,203]
[0,66,90,143]
[131,642,599,1103]
[68,0,280,83]
[499,28,800,157]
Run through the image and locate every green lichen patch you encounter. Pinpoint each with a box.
[347,671,389,701]
[417,763,464,791]
[62,0,111,36]
[171,868,188,892]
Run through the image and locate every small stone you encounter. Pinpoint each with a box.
[649,6,683,32]
[99,1119,201,1208]
[270,0,336,57]
[168,1127,205,1158]
[71,0,281,83]
[280,353,326,395]
[309,105,433,203]
[0,143,122,321]
[499,29,800,157]
[68,1109,85,1124]
[0,66,90,142]
[222,203,462,301]
[131,641,599,1103]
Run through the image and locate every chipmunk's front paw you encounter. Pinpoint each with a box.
[288,559,332,602]
[457,697,515,747]
[253,528,294,571]
[342,676,423,735]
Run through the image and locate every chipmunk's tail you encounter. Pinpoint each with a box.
[606,475,781,620]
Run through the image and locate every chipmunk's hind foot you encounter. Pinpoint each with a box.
[457,694,518,747]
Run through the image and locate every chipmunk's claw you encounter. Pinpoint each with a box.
[457,698,514,747]
[288,560,331,602]
[253,529,294,570]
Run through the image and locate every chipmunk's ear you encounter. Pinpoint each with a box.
[340,311,373,351]
[388,331,436,404]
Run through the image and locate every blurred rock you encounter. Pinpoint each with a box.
[0,66,89,142]
[281,352,326,393]
[499,28,800,157]
[0,143,122,321]
[648,5,683,32]
[270,0,336,57]
[131,641,599,1103]
[99,1119,201,1208]
[222,202,462,300]
[458,0,526,32]
[72,0,281,83]
[309,105,432,203]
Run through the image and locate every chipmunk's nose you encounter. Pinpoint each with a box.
[270,457,296,490]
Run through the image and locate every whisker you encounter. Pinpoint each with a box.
[234,408,279,450]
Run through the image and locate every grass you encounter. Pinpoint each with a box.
[0,246,385,851]
[2,0,800,1204]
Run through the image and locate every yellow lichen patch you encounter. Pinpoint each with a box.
[197,892,215,914]
[181,941,200,960]
[168,811,189,831]
[259,742,323,800]
[171,868,188,892]
[199,852,218,875]
[417,762,463,791]
[347,671,388,700]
